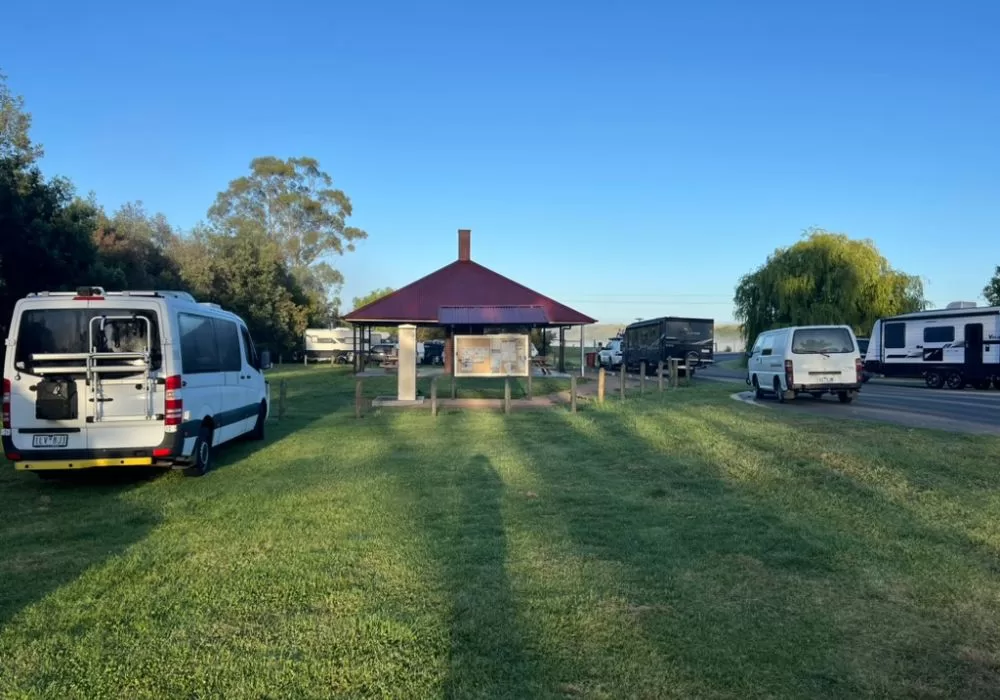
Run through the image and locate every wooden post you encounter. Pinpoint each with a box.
[598,367,606,404]
[570,375,577,413]
[504,377,511,415]
[355,378,363,419]
[671,359,679,389]
[527,369,533,400]
[431,377,438,417]
[687,362,695,386]
[640,362,646,395]
[278,380,287,420]
[657,361,664,392]
[450,373,457,399]
[620,364,626,401]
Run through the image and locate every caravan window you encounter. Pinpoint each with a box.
[923,326,954,344]
[884,322,906,349]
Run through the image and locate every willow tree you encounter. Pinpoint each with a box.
[734,229,925,347]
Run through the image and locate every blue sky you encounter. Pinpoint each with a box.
[4,0,998,324]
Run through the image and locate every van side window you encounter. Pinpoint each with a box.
[178,313,220,374]
[761,336,774,356]
[884,323,906,349]
[751,336,763,355]
[214,319,242,372]
[240,326,259,370]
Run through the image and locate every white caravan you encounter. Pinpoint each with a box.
[3,287,270,478]
[746,325,863,403]
[863,303,1000,389]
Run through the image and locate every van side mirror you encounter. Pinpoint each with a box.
[259,350,273,370]
[745,350,754,358]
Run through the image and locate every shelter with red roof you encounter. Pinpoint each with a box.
[344,229,596,375]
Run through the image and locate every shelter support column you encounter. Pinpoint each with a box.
[558,327,566,373]
[580,325,585,377]
[398,324,417,401]
[444,328,454,375]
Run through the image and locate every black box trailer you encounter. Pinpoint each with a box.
[622,316,714,374]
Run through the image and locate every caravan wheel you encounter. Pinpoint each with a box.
[925,371,943,389]
[944,372,965,390]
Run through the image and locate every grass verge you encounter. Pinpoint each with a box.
[1,366,999,698]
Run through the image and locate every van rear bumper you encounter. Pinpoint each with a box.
[5,429,184,470]
[790,382,862,392]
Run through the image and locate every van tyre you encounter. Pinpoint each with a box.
[249,401,267,441]
[184,425,213,477]
[944,372,964,390]
[837,391,854,404]
[752,376,764,400]
[773,378,785,403]
[925,371,943,389]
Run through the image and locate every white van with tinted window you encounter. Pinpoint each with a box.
[746,325,862,403]
[3,287,270,478]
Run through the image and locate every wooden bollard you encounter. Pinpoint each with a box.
[671,359,679,388]
[640,362,646,395]
[278,379,287,420]
[450,374,457,399]
[657,361,664,392]
[504,377,511,415]
[527,369,533,400]
[570,375,577,413]
[431,377,438,417]
[598,367,606,404]
[620,364,626,401]
[355,378,363,418]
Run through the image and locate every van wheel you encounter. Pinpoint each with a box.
[773,377,785,403]
[925,371,943,389]
[944,372,964,390]
[752,376,764,400]
[249,402,267,441]
[184,425,213,477]
[838,391,854,404]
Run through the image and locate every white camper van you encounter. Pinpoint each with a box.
[3,287,270,478]
[746,325,863,403]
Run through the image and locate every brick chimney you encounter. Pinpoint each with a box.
[458,229,471,261]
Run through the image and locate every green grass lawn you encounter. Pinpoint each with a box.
[2,367,1000,698]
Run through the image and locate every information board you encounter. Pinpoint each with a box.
[454,334,530,377]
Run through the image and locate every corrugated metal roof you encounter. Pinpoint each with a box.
[438,305,549,325]
[344,260,596,325]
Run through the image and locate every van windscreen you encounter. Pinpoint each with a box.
[791,328,854,354]
[15,309,162,373]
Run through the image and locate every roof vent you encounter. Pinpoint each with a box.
[946,301,977,309]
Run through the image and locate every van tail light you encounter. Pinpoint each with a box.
[2,378,11,429]
[856,357,863,384]
[153,447,173,458]
[784,360,794,388]
[164,375,183,427]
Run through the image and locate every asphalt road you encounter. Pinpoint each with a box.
[703,353,1000,435]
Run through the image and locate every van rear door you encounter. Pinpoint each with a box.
[790,327,858,386]
[7,304,92,456]
[84,301,166,451]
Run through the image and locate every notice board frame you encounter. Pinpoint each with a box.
[453,334,530,378]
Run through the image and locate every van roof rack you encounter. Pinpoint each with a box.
[28,290,197,302]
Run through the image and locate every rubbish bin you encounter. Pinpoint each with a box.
[585,352,597,368]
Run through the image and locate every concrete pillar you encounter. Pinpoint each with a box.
[398,324,417,401]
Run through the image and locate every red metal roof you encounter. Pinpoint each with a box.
[438,305,549,325]
[345,260,596,325]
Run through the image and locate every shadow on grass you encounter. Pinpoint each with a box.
[0,467,161,629]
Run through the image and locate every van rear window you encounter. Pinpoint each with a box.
[791,328,855,354]
[15,309,162,373]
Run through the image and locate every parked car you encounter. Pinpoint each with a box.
[368,343,397,364]
[746,325,863,403]
[597,338,623,369]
